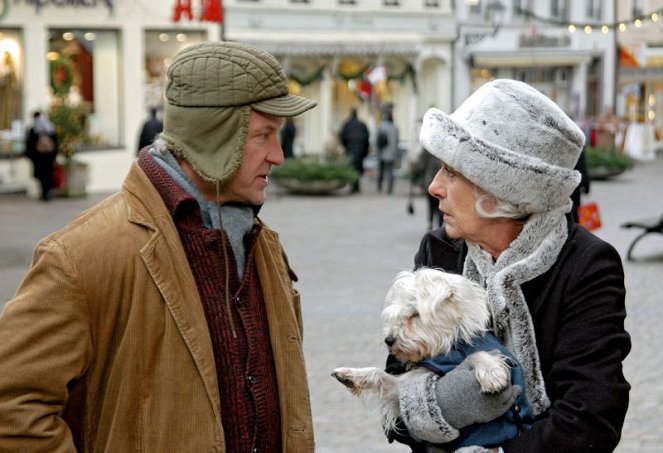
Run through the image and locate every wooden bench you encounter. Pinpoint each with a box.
[621,212,663,261]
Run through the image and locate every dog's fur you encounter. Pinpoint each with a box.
[332,268,511,432]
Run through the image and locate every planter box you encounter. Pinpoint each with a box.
[272,177,349,195]
[53,158,89,197]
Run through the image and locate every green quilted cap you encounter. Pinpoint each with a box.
[166,41,316,115]
[162,41,317,183]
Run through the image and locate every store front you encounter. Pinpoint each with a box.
[617,62,663,161]
[1,0,453,194]
[467,49,602,120]
[0,1,219,194]
[260,45,420,156]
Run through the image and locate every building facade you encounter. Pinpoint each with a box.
[615,0,663,160]
[454,0,617,120]
[0,0,455,194]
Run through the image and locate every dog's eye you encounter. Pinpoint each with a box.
[410,312,420,319]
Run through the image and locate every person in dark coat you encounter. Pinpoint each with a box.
[137,107,163,154]
[339,108,370,192]
[279,117,296,159]
[570,148,590,222]
[25,111,59,201]
[414,148,443,230]
[387,80,630,452]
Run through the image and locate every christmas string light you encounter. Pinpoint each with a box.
[515,6,663,33]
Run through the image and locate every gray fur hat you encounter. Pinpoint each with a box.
[420,79,584,213]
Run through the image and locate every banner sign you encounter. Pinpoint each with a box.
[173,0,223,23]
[11,0,114,14]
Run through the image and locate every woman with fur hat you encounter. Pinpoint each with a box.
[390,79,630,452]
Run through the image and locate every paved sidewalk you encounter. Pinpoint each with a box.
[1,155,662,452]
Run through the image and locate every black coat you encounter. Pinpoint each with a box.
[25,128,58,180]
[414,217,631,452]
[339,117,370,171]
[137,117,163,153]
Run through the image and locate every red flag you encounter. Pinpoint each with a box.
[172,0,194,22]
[201,0,223,23]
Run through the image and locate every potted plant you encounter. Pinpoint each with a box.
[585,146,635,180]
[48,99,90,197]
[270,155,359,195]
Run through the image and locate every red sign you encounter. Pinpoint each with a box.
[173,0,223,23]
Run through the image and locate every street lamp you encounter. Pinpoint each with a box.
[485,0,506,36]
[463,0,506,45]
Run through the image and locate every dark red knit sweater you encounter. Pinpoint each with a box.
[139,152,281,452]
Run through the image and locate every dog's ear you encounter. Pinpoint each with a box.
[412,269,452,303]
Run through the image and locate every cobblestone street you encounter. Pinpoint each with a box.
[1,154,662,452]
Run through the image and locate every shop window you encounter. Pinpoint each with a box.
[515,67,556,84]
[468,0,483,16]
[144,30,207,114]
[586,0,602,20]
[0,29,23,135]
[48,29,121,151]
[550,0,568,21]
[513,0,532,16]
[632,0,644,17]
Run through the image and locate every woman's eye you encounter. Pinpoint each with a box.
[442,165,455,178]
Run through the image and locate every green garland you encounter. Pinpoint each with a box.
[50,58,74,97]
[285,62,418,90]
[288,66,325,87]
[337,63,371,81]
[0,0,9,21]
[388,63,417,93]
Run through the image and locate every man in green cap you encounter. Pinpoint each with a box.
[0,41,316,452]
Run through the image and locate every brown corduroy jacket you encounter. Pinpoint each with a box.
[0,162,314,452]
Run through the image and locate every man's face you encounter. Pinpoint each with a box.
[223,110,285,205]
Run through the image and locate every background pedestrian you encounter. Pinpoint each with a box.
[25,110,58,201]
[137,106,163,154]
[339,107,370,193]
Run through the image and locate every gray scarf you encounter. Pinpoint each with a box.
[150,147,254,279]
[463,208,569,415]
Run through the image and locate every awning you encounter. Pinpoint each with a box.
[249,41,421,58]
[471,50,595,68]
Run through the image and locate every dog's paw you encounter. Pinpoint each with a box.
[332,368,359,390]
[332,367,392,396]
[468,351,511,394]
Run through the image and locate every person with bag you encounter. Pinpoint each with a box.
[376,104,400,194]
[386,80,630,452]
[25,110,59,201]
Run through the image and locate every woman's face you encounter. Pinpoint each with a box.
[428,163,497,243]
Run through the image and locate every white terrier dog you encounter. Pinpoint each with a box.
[332,268,512,433]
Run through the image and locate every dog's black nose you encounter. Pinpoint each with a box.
[384,336,395,347]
